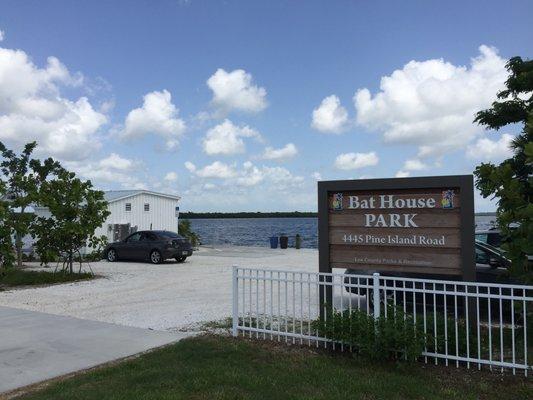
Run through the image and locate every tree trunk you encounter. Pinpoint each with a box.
[16,232,22,268]
[68,251,73,274]
[15,206,25,269]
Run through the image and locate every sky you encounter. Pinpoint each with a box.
[0,0,532,212]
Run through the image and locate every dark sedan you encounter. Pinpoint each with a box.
[343,240,517,318]
[344,240,511,291]
[104,230,193,264]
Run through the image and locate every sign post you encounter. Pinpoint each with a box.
[318,175,475,319]
[175,206,180,234]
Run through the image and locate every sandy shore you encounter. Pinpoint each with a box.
[0,246,318,331]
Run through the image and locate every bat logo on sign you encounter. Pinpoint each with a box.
[332,193,343,210]
[441,190,455,209]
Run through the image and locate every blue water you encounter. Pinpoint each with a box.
[189,215,497,249]
[189,218,318,248]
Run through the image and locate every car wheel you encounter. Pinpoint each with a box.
[150,250,162,264]
[107,249,117,262]
[176,256,187,263]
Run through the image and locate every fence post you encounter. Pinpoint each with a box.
[372,273,380,320]
[319,274,333,322]
[232,265,238,337]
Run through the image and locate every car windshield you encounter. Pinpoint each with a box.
[157,231,182,239]
[475,239,505,255]
[126,232,142,242]
[476,230,503,248]
[475,233,488,243]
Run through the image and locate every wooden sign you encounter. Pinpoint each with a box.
[318,176,475,280]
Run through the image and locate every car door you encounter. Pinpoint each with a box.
[138,232,156,260]
[122,232,143,260]
[475,246,508,283]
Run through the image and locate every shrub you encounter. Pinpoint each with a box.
[82,236,107,262]
[312,306,531,363]
[0,269,94,286]
[179,219,200,248]
[83,250,104,262]
[312,306,426,361]
[21,252,36,262]
[424,312,478,356]
[0,245,15,271]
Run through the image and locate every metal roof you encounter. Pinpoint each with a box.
[104,190,142,202]
[104,190,181,203]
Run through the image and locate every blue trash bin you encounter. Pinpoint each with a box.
[269,236,279,249]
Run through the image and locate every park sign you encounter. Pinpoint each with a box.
[318,175,475,280]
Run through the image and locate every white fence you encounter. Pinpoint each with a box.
[231,267,533,376]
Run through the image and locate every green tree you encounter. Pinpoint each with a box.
[0,142,37,268]
[0,179,15,270]
[0,142,60,268]
[178,219,200,248]
[474,56,533,281]
[32,168,110,273]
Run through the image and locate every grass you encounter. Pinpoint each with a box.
[198,317,233,331]
[15,335,532,400]
[0,268,94,288]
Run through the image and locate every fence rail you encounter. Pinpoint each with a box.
[232,266,533,376]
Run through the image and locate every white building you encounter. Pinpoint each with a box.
[95,190,181,242]
[33,190,181,244]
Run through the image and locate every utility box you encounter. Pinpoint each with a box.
[111,224,131,242]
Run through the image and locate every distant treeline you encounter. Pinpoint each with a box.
[180,211,318,219]
[180,211,495,219]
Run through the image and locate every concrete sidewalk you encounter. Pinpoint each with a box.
[0,306,188,394]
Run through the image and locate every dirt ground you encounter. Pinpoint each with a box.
[0,246,318,331]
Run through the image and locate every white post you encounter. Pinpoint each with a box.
[232,265,239,337]
[372,273,380,320]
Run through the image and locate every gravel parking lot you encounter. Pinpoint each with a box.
[0,246,318,332]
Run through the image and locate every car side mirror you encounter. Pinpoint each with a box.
[489,257,500,269]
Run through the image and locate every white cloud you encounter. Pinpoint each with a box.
[236,162,264,186]
[202,119,262,155]
[0,46,107,161]
[65,153,143,188]
[262,143,298,161]
[466,133,514,161]
[184,161,196,173]
[395,170,410,178]
[312,172,322,181]
[164,171,178,182]
[403,159,428,171]
[334,151,379,170]
[235,163,304,188]
[99,99,115,113]
[98,153,133,171]
[0,30,4,42]
[192,161,238,179]
[353,45,508,158]
[261,165,305,188]
[311,95,349,133]
[121,90,186,150]
[207,68,267,114]
[186,160,304,190]
[182,162,310,212]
